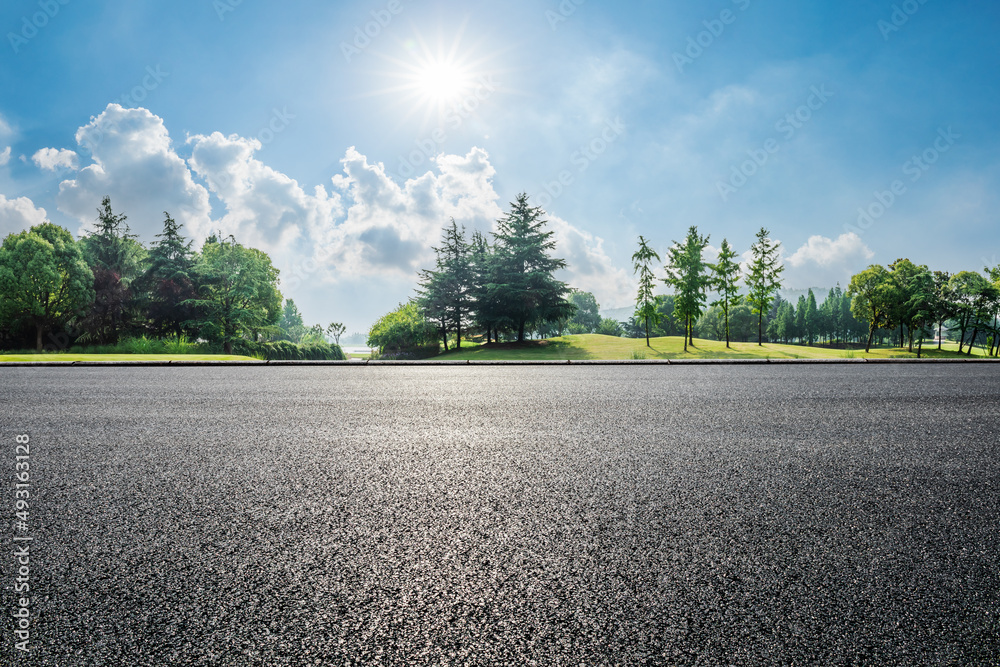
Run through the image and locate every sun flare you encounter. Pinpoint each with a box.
[414,61,468,105]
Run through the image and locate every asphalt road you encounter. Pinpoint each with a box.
[2,365,998,665]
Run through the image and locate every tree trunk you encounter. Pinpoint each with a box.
[938,320,942,350]
[968,326,978,356]
[517,320,525,343]
[725,310,730,349]
[224,339,233,355]
[865,324,874,354]
[456,319,462,350]
[757,311,763,346]
[645,317,650,347]
[36,323,44,352]
[917,336,923,359]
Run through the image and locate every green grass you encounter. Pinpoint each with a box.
[0,353,256,362]
[434,334,998,361]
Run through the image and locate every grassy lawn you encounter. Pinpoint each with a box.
[0,354,257,362]
[435,334,997,361]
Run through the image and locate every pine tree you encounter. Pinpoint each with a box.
[491,194,573,342]
[745,227,784,345]
[708,238,741,348]
[631,236,661,347]
[141,212,196,338]
[664,226,710,352]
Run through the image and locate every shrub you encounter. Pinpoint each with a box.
[368,302,438,357]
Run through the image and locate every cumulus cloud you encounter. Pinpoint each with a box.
[0,194,47,237]
[784,232,874,287]
[57,104,212,241]
[32,147,78,171]
[547,213,635,309]
[0,147,10,166]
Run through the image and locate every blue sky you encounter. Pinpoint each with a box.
[2,0,998,333]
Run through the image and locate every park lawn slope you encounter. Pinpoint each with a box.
[435,334,993,361]
[0,354,257,362]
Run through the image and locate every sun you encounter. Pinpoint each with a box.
[413,60,469,106]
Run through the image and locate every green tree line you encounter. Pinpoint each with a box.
[0,196,344,359]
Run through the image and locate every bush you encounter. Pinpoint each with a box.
[368,302,438,356]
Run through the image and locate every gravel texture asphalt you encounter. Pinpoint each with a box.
[1,365,998,666]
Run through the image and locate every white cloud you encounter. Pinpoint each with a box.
[0,147,10,166]
[548,213,635,309]
[784,232,874,288]
[57,104,212,242]
[0,194,47,238]
[0,115,12,138]
[32,147,78,171]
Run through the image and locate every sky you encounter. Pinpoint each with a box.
[1,0,999,334]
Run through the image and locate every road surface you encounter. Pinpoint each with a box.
[2,365,998,665]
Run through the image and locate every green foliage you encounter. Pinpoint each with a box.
[490,193,574,342]
[278,299,306,342]
[848,264,893,353]
[708,238,742,347]
[632,235,662,345]
[368,302,439,357]
[0,222,95,351]
[138,212,197,339]
[568,290,601,333]
[745,227,784,345]
[596,317,625,337]
[185,236,283,354]
[664,226,710,350]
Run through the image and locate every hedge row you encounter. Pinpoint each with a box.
[235,339,347,361]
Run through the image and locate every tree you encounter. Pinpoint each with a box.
[632,236,662,346]
[567,290,601,334]
[803,289,819,345]
[326,322,346,346]
[79,196,147,344]
[491,194,574,342]
[949,271,999,355]
[708,238,741,348]
[140,212,197,339]
[664,226,710,352]
[745,227,784,346]
[279,299,306,342]
[596,317,624,337]
[417,219,474,350]
[367,302,438,358]
[468,231,502,343]
[888,258,928,351]
[0,223,95,351]
[848,264,892,353]
[186,236,283,355]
